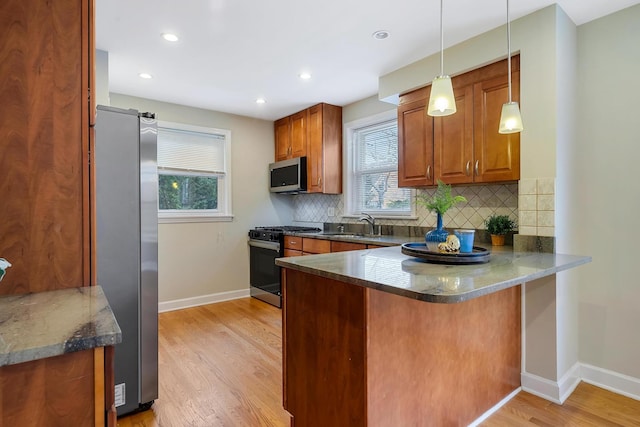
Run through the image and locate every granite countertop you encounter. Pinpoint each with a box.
[276,246,591,303]
[0,286,122,367]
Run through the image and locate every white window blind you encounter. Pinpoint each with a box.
[351,119,411,214]
[157,127,226,174]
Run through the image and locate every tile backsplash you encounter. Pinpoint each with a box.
[293,183,519,230]
[518,178,555,237]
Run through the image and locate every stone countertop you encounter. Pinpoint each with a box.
[276,246,591,303]
[0,286,122,367]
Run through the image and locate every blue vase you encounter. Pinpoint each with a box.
[425,213,448,251]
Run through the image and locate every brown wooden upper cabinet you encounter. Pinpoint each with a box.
[398,86,435,187]
[275,103,342,194]
[275,110,308,161]
[398,56,520,187]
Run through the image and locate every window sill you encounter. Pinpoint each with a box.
[158,214,234,224]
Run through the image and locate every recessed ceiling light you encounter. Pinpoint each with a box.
[372,30,390,40]
[256,98,266,104]
[139,73,153,79]
[299,72,312,80]
[162,33,179,42]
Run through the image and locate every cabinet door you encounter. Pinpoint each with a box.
[274,117,291,161]
[307,104,324,193]
[398,95,434,187]
[473,71,520,183]
[434,85,474,184]
[290,110,308,158]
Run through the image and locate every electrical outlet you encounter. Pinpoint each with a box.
[114,383,126,407]
[327,207,335,217]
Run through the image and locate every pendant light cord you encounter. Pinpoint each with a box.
[507,0,512,103]
[440,0,444,76]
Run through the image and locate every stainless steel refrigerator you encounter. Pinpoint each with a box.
[95,105,159,416]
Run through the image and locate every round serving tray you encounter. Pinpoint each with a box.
[401,243,491,265]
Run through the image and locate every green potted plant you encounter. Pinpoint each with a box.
[484,215,517,246]
[417,180,467,250]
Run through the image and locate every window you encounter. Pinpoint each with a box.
[157,121,232,222]
[345,111,413,217]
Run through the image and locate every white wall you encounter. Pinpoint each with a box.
[110,93,293,305]
[574,4,640,380]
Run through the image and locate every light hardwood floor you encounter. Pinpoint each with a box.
[118,298,640,427]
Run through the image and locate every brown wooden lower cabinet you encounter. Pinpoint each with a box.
[282,269,521,426]
[330,241,366,252]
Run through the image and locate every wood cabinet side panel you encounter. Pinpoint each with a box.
[0,0,86,295]
[283,270,366,427]
[366,286,521,427]
[0,350,96,425]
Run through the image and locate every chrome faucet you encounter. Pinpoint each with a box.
[358,213,378,236]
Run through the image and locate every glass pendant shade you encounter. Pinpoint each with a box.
[427,75,456,116]
[498,101,524,134]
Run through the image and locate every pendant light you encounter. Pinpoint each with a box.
[498,0,523,133]
[427,0,456,117]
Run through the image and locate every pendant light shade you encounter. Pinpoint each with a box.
[427,0,456,117]
[499,101,524,133]
[498,0,523,134]
[428,76,456,116]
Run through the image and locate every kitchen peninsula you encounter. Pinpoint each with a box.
[276,246,591,426]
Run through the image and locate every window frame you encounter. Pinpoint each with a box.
[344,110,416,219]
[157,120,233,223]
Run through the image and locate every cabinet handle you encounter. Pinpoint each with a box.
[466,161,471,176]
[317,177,322,186]
[475,160,479,176]
[427,165,431,181]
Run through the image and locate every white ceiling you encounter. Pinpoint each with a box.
[96,0,638,121]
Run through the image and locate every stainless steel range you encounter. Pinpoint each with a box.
[248,226,320,307]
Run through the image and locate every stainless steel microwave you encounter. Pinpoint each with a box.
[269,156,307,193]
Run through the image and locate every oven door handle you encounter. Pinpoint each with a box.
[248,239,281,252]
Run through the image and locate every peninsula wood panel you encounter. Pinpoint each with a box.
[0,350,95,425]
[0,0,91,295]
[366,286,521,426]
[282,269,521,426]
[283,269,366,427]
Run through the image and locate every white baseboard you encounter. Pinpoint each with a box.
[580,363,640,401]
[522,362,640,404]
[158,288,250,313]
[521,371,563,404]
[467,387,521,427]
[521,363,581,404]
